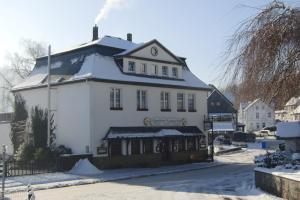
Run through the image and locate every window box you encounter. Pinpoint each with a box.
[161,109,171,112]
[137,108,148,111]
[110,107,123,110]
[177,109,186,112]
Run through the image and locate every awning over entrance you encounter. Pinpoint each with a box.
[103,126,204,140]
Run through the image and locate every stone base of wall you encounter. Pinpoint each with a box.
[255,170,300,200]
[93,150,208,169]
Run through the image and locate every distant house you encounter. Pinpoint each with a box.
[275,96,300,122]
[207,85,238,134]
[0,112,13,154]
[238,99,275,132]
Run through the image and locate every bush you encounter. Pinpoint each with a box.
[34,147,54,162]
[15,143,35,162]
[54,145,72,155]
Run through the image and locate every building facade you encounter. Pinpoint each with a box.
[207,85,238,134]
[238,99,275,132]
[12,26,210,165]
[0,112,13,154]
[275,96,300,122]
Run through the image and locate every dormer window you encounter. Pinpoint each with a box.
[128,61,136,72]
[162,66,168,76]
[141,63,147,74]
[172,67,178,78]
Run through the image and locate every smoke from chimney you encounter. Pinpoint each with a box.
[94,0,127,24]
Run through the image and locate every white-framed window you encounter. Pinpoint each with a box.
[188,94,196,112]
[137,90,148,110]
[256,106,259,110]
[256,123,260,129]
[177,93,185,111]
[256,112,259,119]
[162,66,168,76]
[110,88,122,109]
[172,67,178,78]
[154,65,158,75]
[268,112,271,118]
[128,61,135,72]
[262,122,266,128]
[141,63,147,74]
[161,91,170,110]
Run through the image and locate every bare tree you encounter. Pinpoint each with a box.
[0,39,46,111]
[224,1,300,109]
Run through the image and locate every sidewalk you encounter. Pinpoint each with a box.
[5,160,223,193]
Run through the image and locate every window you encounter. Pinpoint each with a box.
[110,140,122,156]
[172,67,178,78]
[162,66,168,76]
[177,93,185,111]
[143,139,153,154]
[268,112,271,118]
[110,88,122,110]
[210,102,215,106]
[161,91,170,111]
[131,140,140,155]
[137,90,148,110]
[154,65,158,75]
[256,106,259,110]
[188,94,196,112]
[256,123,260,129]
[178,138,186,152]
[128,61,135,72]
[216,102,221,106]
[262,105,265,110]
[262,122,266,128]
[256,112,259,119]
[141,63,147,74]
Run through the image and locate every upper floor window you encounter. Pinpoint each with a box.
[110,88,122,110]
[216,102,221,106]
[161,91,170,111]
[154,65,158,75]
[256,106,259,110]
[188,94,196,112]
[256,123,260,129]
[162,66,168,76]
[177,93,185,111]
[172,67,178,78]
[262,122,266,128]
[268,112,271,118]
[128,61,136,72]
[141,63,147,74]
[256,112,259,119]
[137,90,148,110]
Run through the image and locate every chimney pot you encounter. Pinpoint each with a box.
[127,33,132,42]
[92,25,99,41]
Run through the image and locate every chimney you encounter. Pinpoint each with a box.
[127,33,132,42]
[92,25,99,41]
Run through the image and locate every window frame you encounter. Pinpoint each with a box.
[154,65,158,75]
[128,61,136,72]
[137,89,148,111]
[162,66,169,76]
[188,94,196,112]
[110,88,122,110]
[177,93,186,112]
[161,91,171,111]
[172,67,178,78]
[141,63,147,74]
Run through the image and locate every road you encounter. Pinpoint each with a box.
[7,149,280,200]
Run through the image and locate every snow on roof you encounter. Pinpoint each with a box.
[243,99,260,111]
[277,121,300,138]
[275,110,287,114]
[292,105,300,114]
[211,122,234,132]
[285,96,300,106]
[72,54,209,89]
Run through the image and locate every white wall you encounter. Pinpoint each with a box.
[19,82,91,154]
[90,82,208,155]
[0,122,13,154]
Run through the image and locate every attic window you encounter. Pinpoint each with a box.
[128,61,136,72]
[162,66,168,76]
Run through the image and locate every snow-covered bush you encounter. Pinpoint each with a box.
[255,151,300,169]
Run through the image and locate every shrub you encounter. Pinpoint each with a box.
[54,145,72,155]
[34,147,55,162]
[15,143,35,162]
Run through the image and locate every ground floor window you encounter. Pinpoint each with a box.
[187,137,196,151]
[143,139,153,154]
[177,138,186,152]
[131,140,140,155]
[110,140,122,156]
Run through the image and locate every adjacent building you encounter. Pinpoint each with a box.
[0,112,13,154]
[207,85,238,134]
[275,96,300,122]
[238,99,275,132]
[12,26,210,166]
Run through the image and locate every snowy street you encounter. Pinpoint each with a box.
[6,147,281,200]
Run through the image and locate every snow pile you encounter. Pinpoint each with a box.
[69,159,102,176]
[276,121,300,138]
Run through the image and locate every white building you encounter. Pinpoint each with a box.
[275,96,300,122]
[12,26,210,165]
[238,99,275,132]
[0,112,13,154]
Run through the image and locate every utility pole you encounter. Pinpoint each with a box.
[47,45,51,147]
[1,145,6,200]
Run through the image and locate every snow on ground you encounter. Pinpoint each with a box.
[69,158,103,176]
[255,166,300,182]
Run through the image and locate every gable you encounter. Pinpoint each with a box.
[207,90,237,113]
[122,40,182,64]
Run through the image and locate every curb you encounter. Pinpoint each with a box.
[5,162,225,194]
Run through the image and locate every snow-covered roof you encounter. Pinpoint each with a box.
[13,36,210,91]
[243,99,260,111]
[275,110,287,114]
[285,97,300,106]
[292,105,300,114]
[277,122,300,138]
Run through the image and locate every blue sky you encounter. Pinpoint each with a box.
[0,0,299,86]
